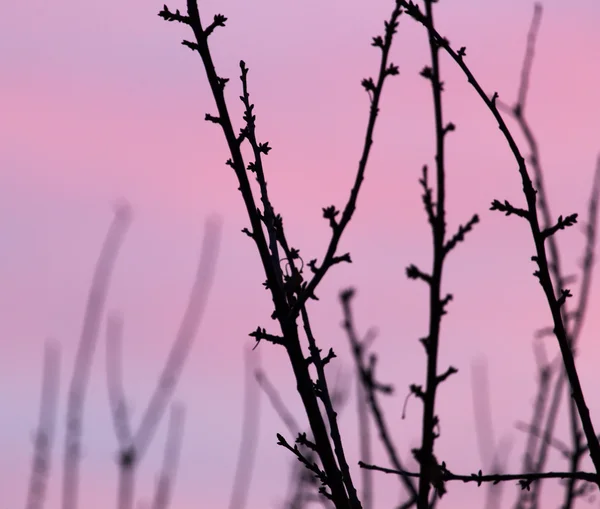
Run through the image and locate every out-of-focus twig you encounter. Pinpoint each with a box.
[489,4,600,507]
[151,404,186,509]
[25,340,61,509]
[228,347,261,509]
[132,216,221,457]
[105,216,222,509]
[340,288,417,507]
[471,359,511,509]
[62,202,132,509]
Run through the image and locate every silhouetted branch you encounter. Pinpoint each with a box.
[340,288,417,506]
[300,307,358,504]
[400,0,600,485]
[161,1,405,506]
[289,2,402,317]
[359,461,597,486]
[490,5,600,507]
[398,1,477,506]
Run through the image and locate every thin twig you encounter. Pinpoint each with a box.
[359,461,598,485]
[340,288,417,505]
[25,340,61,509]
[107,217,221,509]
[161,1,404,506]
[400,0,600,484]
[228,347,261,509]
[62,203,132,509]
[151,404,186,509]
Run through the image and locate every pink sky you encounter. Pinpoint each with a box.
[2,0,600,507]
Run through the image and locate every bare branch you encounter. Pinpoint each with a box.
[25,341,61,509]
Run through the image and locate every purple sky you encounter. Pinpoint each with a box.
[2,0,600,508]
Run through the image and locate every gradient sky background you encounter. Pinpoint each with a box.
[2,0,600,508]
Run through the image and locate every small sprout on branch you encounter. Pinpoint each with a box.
[372,35,384,48]
[322,205,340,230]
[443,122,456,135]
[296,432,317,451]
[406,264,431,283]
[541,213,578,240]
[181,40,200,52]
[361,77,376,91]
[385,63,400,77]
[237,128,248,145]
[332,253,351,266]
[241,227,253,238]
[490,199,529,219]
[403,1,424,21]
[420,66,433,80]
[444,214,479,255]
[258,142,272,155]
[519,478,533,491]
[440,293,453,316]
[158,5,190,24]
[249,326,285,349]
[383,17,400,37]
[322,348,337,366]
[276,432,290,448]
[361,77,376,102]
[557,288,572,308]
[205,113,221,124]
[458,46,467,58]
[204,13,227,38]
[436,366,458,385]
[420,165,436,225]
[216,76,229,90]
[410,384,425,400]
